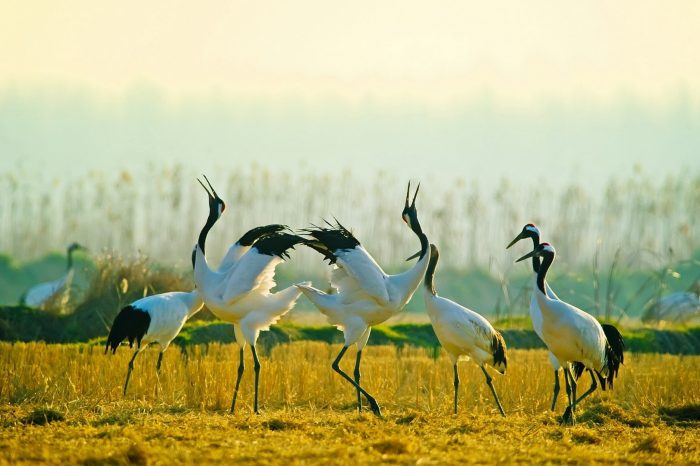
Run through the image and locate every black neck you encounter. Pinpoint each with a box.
[66,249,74,271]
[424,246,438,295]
[411,218,429,260]
[530,235,540,273]
[537,251,553,294]
[197,212,219,255]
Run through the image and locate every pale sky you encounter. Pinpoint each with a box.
[2,1,699,105]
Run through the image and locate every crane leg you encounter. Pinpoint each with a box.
[230,347,245,413]
[562,367,577,425]
[251,346,261,414]
[453,364,460,415]
[550,369,560,411]
[332,346,382,417]
[123,349,141,396]
[480,366,505,417]
[354,350,363,413]
[154,352,164,397]
[564,369,597,419]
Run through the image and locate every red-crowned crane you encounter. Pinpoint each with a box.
[192,176,308,414]
[508,224,624,412]
[20,243,86,309]
[515,243,624,424]
[423,243,507,416]
[297,182,430,417]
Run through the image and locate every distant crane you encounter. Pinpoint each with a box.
[507,224,624,412]
[515,243,624,424]
[20,243,86,309]
[642,289,700,325]
[192,176,307,414]
[297,182,430,417]
[423,243,507,416]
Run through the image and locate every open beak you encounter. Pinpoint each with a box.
[406,250,421,261]
[515,250,537,263]
[197,177,215,201]
[506,232,523,249]
[404,181,411,209]
[197,174,221,201]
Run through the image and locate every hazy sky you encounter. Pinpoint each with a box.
[0,1,698,185]
[2,1,699,105]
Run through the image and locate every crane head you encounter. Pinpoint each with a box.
[515,242,555,263]
[401,181,421,228]
[67,242,86,253]
[197,174,226,219]
[506,223,541,249]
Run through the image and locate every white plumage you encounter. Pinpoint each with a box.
[20,243,85,309]
[423,244,507,416]
[105,290,204,395]
[507,224,568,410]
[642,291,700,325]
[516,242,623,424]
[297,182,430,417]
[192,176,306,414]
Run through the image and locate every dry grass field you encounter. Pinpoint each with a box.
[1,342,699,464]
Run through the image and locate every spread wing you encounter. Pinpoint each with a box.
[221,233,304,303]
[217,224,288,273]
[304,221,389,305]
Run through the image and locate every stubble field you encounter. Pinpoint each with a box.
[1,342,699,464]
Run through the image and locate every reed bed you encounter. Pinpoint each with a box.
[0,167,697,274]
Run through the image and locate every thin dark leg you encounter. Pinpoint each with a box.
[354,350,363,413]
[332,346,382,417]
[575,369,598,405]
[453,364,459,415]
[230,347,245,413]
[563,369,597,420]
[123,350,141,396]
[568,367,578,415]
[155,351,164,397]
[562,367,577,425]
[480,366,505,417]
[551,369,560,411]
[251,346,261,414]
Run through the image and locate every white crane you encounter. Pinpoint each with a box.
[507,224,624,412]
[192,176,308,414]
[20,242,86,309]
[105,285,204,396]
[423,243,507,416]
[515,243,624,424]
[642,289,700,325]
[297,182,430,417]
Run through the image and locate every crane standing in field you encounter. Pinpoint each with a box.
[507,224,624,412]
[297,182,430,417]
[515,243,623,424]
[20,242,86,309]
[423,243,507,416]
[192,176,308,414]
[105,273,204,396]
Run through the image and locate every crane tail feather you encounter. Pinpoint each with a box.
[105,305,150,355]
[491,332,507,374]
[600,323,625,390]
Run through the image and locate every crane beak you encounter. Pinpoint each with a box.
[515,250,537,263]
[406,250,421,261]
[506,232,523,249]
[197,177,215,200]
